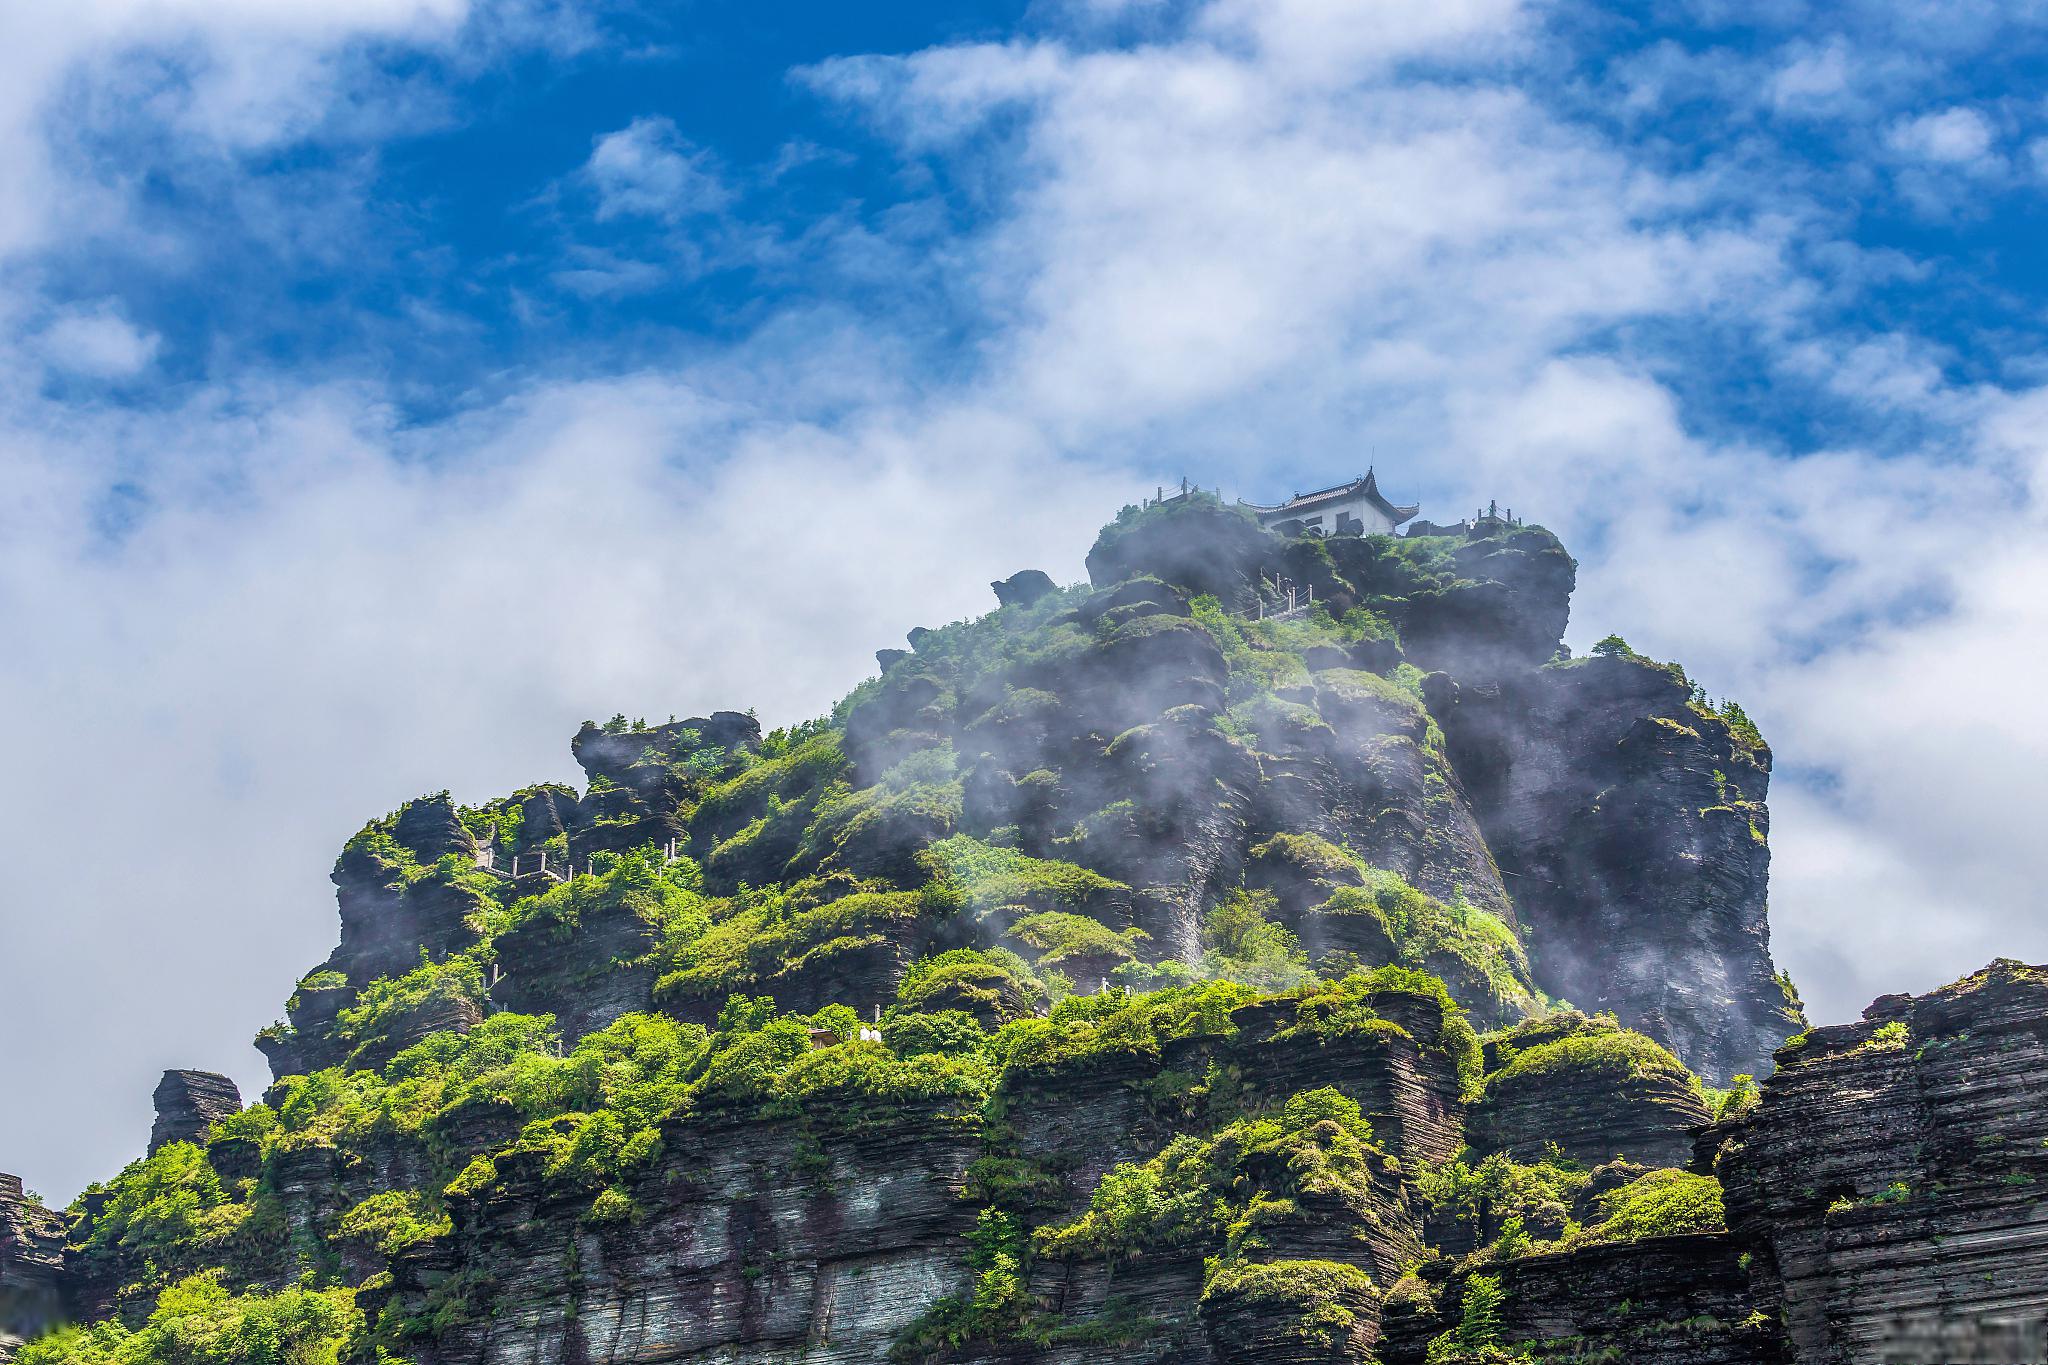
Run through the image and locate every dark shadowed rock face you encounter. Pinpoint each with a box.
[368,1106,984,1365]
[147,1071,242,1154]
[993,569,1058,609]
[1717,959,2048,1365]
[1467,1017,1710,1170]
[0,1176,66,1362]
[1441,652,1797,1083]
[1379,1234,1788,1365]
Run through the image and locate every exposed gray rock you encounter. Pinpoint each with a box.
[149,1070,242,1153]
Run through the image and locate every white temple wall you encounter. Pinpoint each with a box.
[1259,495,1398,537]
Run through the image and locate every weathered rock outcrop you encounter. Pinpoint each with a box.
[1718,959,2048,1364]
[1467,1016,1710,1170]
[1380,1234,1787,1365]
[371,1105,982,1365]
[147,1071,243,1153]
[0,1176,65,1363]
[1440,652,1797,1082]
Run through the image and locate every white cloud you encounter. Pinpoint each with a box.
[1769,38,1852,113]
[1886,105,1998,166]
[586,117,731,222]
[0,0,492,258]
[1197,0,1529,84]
[38,302,161,377]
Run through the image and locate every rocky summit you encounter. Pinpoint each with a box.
[6,493,2044,1364]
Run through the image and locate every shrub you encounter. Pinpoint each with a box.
[1488,1027,1695,1095]
[1866,1020,1910,1051]
[1574,1169,1725,1245]
[895,948,1044,1024]
[1704,1073,1761,1121]
[334,953,486,1053]
[657,886,939,1002]
[1036,1087,1379,1265]
[74,1143,243,1268]
[922,836,1127,916]
[996,980,1253,1078]
[1453,1273,1506,1353]
[889,1208,1035,1360]
[1319,869,1537,1021]
[505,849,706,944]
[1008,912,1149,977]
[884,1009,991,1058]
[20,1271,361,1365]
[1201,890,1309,992]
[1414,1151,1588,1245]
[336,1190,450,1255]
[770,1040,995,1113]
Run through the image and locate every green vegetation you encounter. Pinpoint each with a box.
[1198,889,1311,992]
[1482,1015,1701,1104]
[504,848,704,943]
[1572,1170,1725,1245]
[1007,911,1150,980]
[1704,1073,1762,1121]
[994,979,1255,1079]
[923,835,1127,917]
[893,948,1044,1024]
[1189,592,1411,712]
[333,952,486,1065]
[1200,1258,1375,1352]
[1035,1088,1381,1264]
[37,501,1802,1365]
[335,1191,450,1256]
[1415,1151,1592,1245]
[1425,1273,1513,1363]
[19,1272,360,1365]
[888,1209,1034,1360]
[72,1143,249,1277]
[1317,868,1537,1021]
[1865,1020,1911,1051]
[655,881,953,1005]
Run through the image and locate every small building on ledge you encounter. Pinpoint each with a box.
[1240,471,1418,539]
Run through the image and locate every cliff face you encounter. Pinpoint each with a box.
[20,495,2036,1365]
[1717,959,2048,1364]
[0,1178,64,1362]
[1441,654,1793,1084]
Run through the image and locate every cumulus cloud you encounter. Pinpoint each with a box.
[37,302,160,377]
[585,116,732,222]
[1768,39,1853,114]
[0,0,490,257]
[1886,106,1998,166]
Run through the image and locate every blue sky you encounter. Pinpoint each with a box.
[7,0,2048,1199]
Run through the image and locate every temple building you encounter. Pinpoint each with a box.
[1240,470,1418,538]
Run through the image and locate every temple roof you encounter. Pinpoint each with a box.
[1239,470,1419,526]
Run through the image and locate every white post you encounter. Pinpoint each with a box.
[511,855,520,877]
